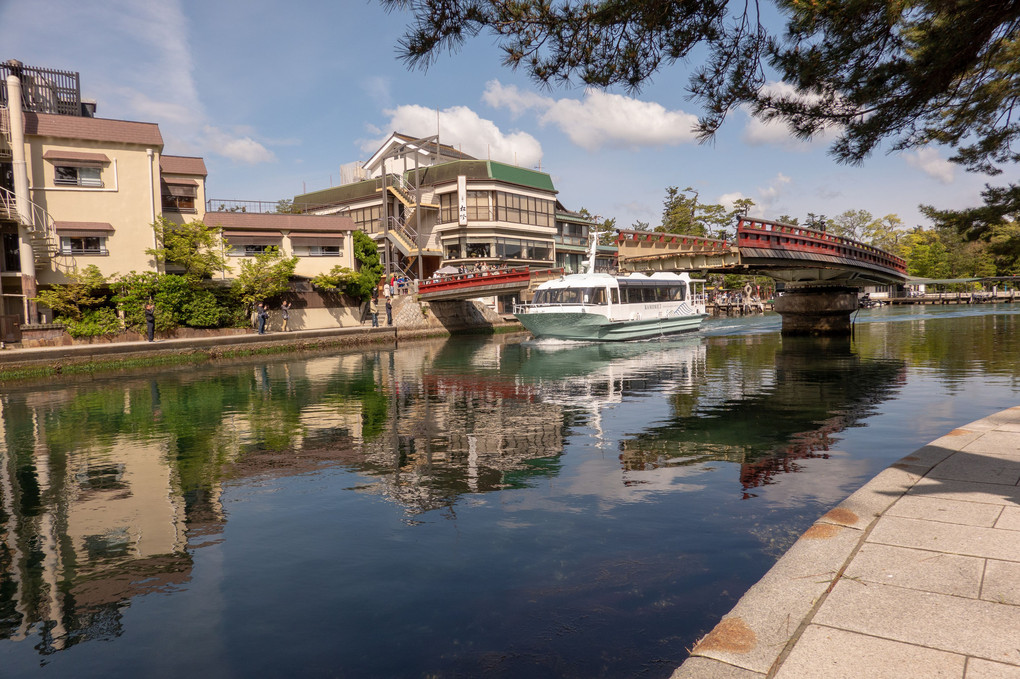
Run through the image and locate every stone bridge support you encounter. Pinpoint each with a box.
[773,284,859,336]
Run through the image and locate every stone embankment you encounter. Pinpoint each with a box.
[675,406,1020,679]
[0,297,522,372]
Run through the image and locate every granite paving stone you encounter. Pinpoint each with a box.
[996,506,1020,531]
[669,657,764,679]
[813,579,1020,666]
[842,543,984,597]
[773,625,966,679]
[867,515,1020,562]
[957,430,1020,454]
[926,451,1020,486]
[905,477,1020,506]
[980,559,1020,605]
[885,495,1004,527]
[966,658,1020,679]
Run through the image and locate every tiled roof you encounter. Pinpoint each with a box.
[204,211,357,233]
[160,155,207,176]
[24,112,163,146]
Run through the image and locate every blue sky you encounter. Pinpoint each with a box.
[1,0,995,232]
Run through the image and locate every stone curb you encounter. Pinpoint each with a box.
[672,405,1020,678]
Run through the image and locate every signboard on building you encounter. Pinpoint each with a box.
[457,175,467,226]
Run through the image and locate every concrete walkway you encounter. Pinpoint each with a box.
[675,406,1020,679]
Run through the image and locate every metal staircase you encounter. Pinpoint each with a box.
[0,185,59,263]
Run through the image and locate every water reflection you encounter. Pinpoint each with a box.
[0,306,1015,675]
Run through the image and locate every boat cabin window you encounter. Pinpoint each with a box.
[618,281,686,303]
[532,286,610,305]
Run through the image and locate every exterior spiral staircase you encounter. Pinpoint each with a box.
[0,185,59,264]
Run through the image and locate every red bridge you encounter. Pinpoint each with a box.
[735,217,907,285]
[415,218,908,336]
[417,267,539,301]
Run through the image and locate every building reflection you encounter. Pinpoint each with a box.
[0,332,908,654]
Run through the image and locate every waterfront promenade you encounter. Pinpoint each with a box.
[675,406,1020,679]
[0,325,400,370]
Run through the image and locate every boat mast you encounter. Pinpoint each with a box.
[585,219,600,274]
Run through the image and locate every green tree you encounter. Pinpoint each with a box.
[231,247,299,312]
[32,265,122,338]
[276,198,303,214]
[346,231,384,301]
[384,0,1020,173]
[33,264,108,322]
[901,230,950,279]
[986,222,1020,275]
[576,208,618,245]
[149,217,230,280]
[658,186,703,236]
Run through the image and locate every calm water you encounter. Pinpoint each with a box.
[2,304,1019,678]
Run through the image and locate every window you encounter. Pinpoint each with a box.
[3,232,20,272]
[162,184,197,212]
[350,205,382,233]
[60,236,107,255]
[494,237,553,262]
[494,191,553,226]
[54,165,103,187]
[307,245,341,257]
[466,191,491,221]
[227,244,273,257]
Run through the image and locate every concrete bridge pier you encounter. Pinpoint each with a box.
[773,284,859,336]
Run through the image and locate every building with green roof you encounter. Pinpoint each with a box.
[292,133,603,285]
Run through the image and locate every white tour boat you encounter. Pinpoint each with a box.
[513,236,708,341]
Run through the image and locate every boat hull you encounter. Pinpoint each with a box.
[514,310,707,341]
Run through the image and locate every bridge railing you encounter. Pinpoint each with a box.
[737,217,907,275]
[616,229,731,252]
[417,266,534,296]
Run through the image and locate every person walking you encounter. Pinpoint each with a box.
[385,296,393,326]
[144,302,155,342]
[280,300,291,331]
[369,293,379,327]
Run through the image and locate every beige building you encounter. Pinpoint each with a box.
[0,60,357,343]
[294,133,599,285]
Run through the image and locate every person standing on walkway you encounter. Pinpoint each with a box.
[280,300,291,332]
[369,293,379,327]
[144,302,155,342]
[385,297,392,326]
[257,302,268,335]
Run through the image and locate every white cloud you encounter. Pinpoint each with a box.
[201,126,276,164]
[482,80,553,118]
[717,192,748,213]
[741,81,833,150]
[483,80,699,150]
[905,147,955,184]
[0,0,277,165]
[366,104,544,167]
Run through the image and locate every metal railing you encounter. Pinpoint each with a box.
[207,199,285,214]
[0,105,11,159]
[0,62,83,116]
[737,217,907,275]
[0,185,58,261]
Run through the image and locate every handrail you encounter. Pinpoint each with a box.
[418,267,533,295]
[0,185,57,260]
[737,217,907,276]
